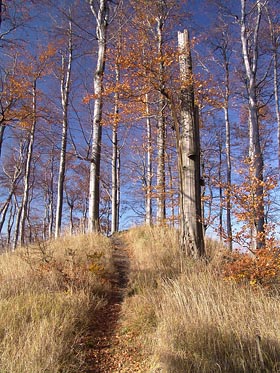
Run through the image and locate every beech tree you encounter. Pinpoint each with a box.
[111,47,121,234]
[240,0,266,250]
[15,79,37,248]
[42,148,55,240]
[55,20,73,238]
[211,20,234,250]
[145,93,153,225]
[155,0,167,224]
[88,0,109,233]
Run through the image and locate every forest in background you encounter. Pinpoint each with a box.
[0,0,280,252]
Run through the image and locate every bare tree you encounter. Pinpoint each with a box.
[88,0,109,232]
[17,79,37,247]
[156,2,166,223]
[240,0,266,249]
[111,59,121,234]
[145,93,153,225]
[212,22,233,250]
[55,20,73,238]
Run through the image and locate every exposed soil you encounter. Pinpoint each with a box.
[81,234,147,372]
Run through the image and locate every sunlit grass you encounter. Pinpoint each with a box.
[121,225,280,372]
[2,227,280,372]
[0,233,113,373]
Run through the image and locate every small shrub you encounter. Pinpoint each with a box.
[222,248,280,293]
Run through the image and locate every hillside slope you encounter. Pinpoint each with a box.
[0,227,280,372]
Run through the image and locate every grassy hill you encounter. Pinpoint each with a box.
[0,227,279,372]
[121,227,280,372]
[0,233,114,372]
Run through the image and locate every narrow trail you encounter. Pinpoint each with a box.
[82,234,146,373]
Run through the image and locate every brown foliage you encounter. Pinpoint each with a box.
[222,246,280,292]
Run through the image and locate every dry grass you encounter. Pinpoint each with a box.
[121,226,280,372]
[0,233,113,373]
[2,227,280,372]
[157,270,280,372]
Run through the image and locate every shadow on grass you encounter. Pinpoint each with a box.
[160,326,280,373]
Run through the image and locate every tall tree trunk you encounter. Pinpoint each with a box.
[217,35,233,250]
[48,148,55,239]
[224,58,232,249]
[218,136,223,242]
[111,133,117,233]
[55,22,72,238]
[156,16,166,223]
[18,80,37,247]
[167,151,175,227]
[178,30,205,258]
[240,0,265,250]
[145,93,153,225]
[111,58,120,234]
[88,0,109,233]
[116,148,120,230]
[273,41,280,170]
[111,124,120,234]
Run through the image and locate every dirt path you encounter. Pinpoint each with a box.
[82,235,147,372]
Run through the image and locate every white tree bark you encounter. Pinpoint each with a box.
[17,80,37,247]
[48,148,55,239]
[224,64,232,250]
[167,151,175,227]
[55,21,73,238]
[156,14,166,224]
[111,60,120,234]
[273,39,280,170]
[88,0,109,233]
[145,93,153,226]
[240,0,265,250]
[212,23,233,249]
[218,135,223,242]
[220,35,233,250]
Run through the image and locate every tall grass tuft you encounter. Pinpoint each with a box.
[0,233,113,373]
